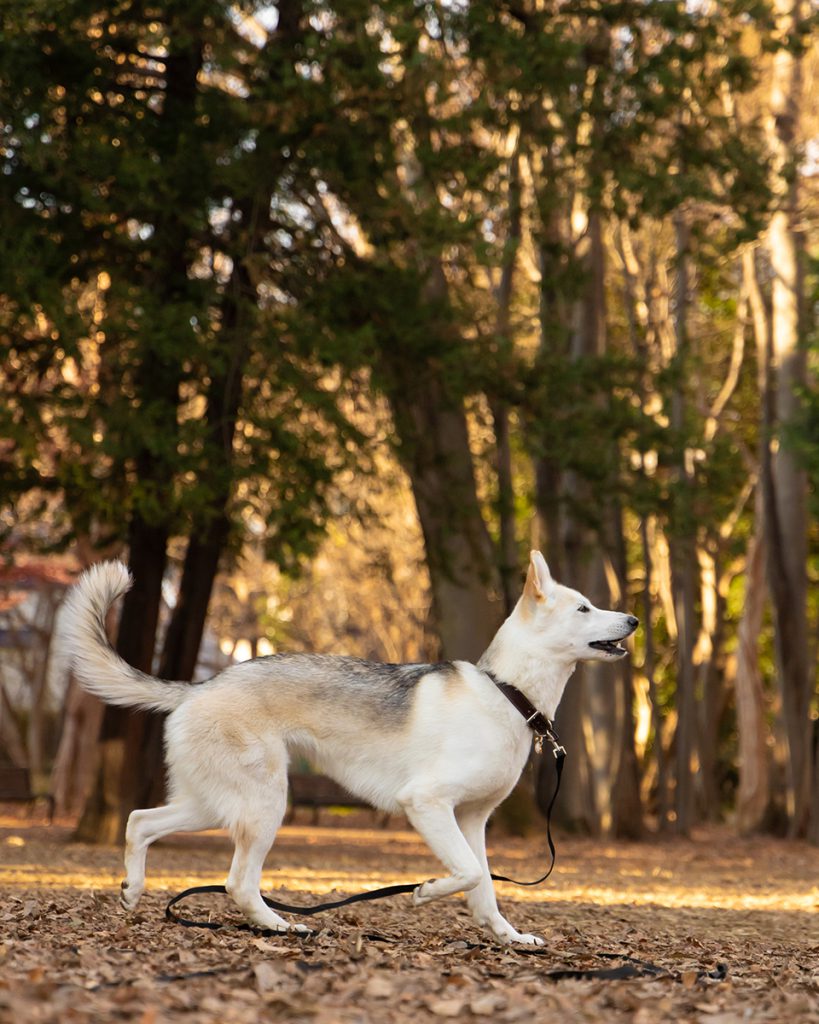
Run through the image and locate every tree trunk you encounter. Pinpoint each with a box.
[25,585,61,782]
[137,303,251,811]
[51,547,118,818]
[384,360,503,662]
[734,515,770,833]
[744,244,792,832]
[669,206,698,837]
[531,206,584,826]
[131,519,232,812]
[544,206,625,836]
[694,547,727,819]
[639,513,671,830]
[50,680,105,819]
[0,683,28,769]
[74,520,169,844]
[531,184,566,579]
[810,717,819,844]
[490,141,523,615]
[764,0,811,837]
[614,222,670,832]
[610,503,643,839]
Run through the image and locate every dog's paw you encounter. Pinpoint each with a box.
[412,879,436,906]
[119,879,142,911]
[251,918,315,937]
[490,924,545,946]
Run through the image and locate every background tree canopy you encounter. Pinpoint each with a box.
[0,1,817,843]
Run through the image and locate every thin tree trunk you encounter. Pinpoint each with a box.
[614,222,670,832]
[532,217,577,821]
[490,140,523,615]
[75,519,170,844]
[744,244,791,831]
[551,207,615,837]
[50,680,105,819]
[22,587,59,781]
[639,512,670,830]
[50,548,117,818]
[0,683,28,768]
[531,184,566,579]
[765,0,811,837]
[694,547,726,819]
[669,206,697,837]
[610,504,643,839]
[734,514,770,833]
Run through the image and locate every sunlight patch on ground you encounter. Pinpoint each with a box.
[0,860,815,914]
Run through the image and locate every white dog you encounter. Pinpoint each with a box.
[61,550,637,945]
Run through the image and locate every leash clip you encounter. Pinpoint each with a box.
[551,743,566,760]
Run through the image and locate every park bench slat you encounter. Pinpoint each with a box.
[0,765,33,801]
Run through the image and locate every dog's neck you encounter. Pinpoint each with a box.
[476,638,576,721]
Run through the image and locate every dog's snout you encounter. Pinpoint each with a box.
[626,615,639,631]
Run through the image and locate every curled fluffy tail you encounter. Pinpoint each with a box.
[60,561,190,713]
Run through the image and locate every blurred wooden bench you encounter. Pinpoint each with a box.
[287,773,389,827]
[0,765,54,821]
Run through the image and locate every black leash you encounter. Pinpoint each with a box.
[166,676,565,931]
[86,947,728,992]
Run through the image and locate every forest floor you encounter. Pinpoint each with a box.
[0,807,817,1024]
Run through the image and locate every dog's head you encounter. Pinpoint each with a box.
[516,550,638,664]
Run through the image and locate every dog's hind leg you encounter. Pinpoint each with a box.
[457,804,544,946]
[225,773,310,935]
[122,800,215,910]
[399,795,483,906]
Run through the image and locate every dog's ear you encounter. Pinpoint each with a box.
[523,550,553,603]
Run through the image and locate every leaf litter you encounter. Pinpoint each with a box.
[0,815,817,1023]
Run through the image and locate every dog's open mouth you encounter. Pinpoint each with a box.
[588,640,628,656]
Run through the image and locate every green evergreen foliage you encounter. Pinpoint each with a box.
[0,0,358,568]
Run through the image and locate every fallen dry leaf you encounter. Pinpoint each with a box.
[470,992,508,1014]
[253,960,281,992]
[363,975,394,998]
[427,996,467,1017]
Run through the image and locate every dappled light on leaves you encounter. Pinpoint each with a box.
[0,819,817,1023]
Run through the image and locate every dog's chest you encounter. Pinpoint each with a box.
[443,716,533,804]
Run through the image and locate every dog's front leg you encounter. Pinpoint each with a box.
[457,807,544,946]
[400,796,483,905]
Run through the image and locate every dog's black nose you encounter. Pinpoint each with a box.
[627,616,639,631]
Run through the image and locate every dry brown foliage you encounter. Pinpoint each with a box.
[0,811,817,1024]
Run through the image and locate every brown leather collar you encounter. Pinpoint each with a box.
[484,670,563,755]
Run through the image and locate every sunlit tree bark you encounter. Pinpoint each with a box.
[734,515,770,833]
[763,0,812,837]
[669,206,698,837]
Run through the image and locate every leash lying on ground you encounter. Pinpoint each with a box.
[166,678,565,931]
[87,947,729,992]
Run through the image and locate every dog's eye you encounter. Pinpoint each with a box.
[578,605,591,613]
